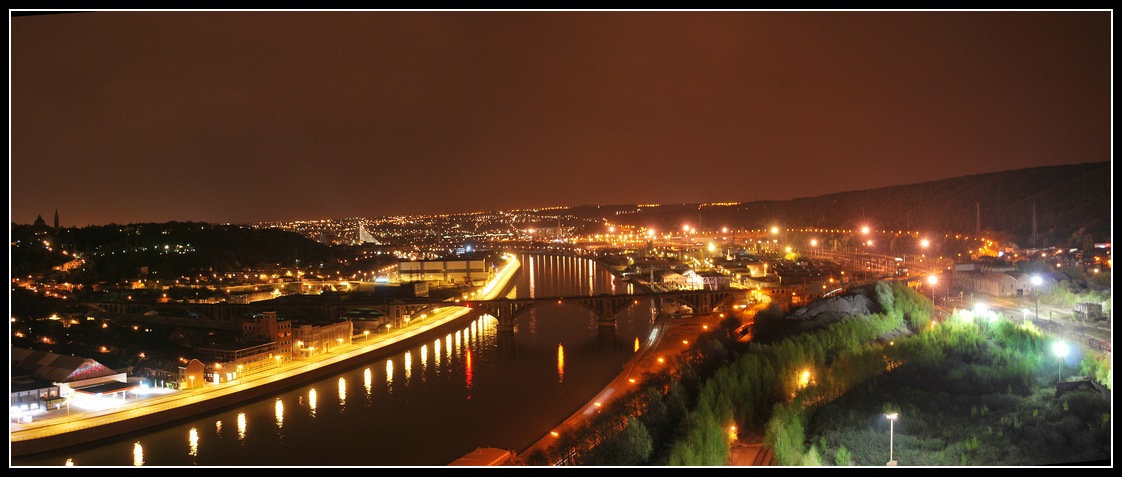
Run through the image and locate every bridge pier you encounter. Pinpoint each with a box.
[598,326,618,349]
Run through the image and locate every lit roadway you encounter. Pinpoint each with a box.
[9,254,522,454]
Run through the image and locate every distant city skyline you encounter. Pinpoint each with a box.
[11,10,1111,227]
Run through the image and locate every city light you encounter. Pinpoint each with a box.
[1053,341,1069,383]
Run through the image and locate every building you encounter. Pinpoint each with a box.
[959,271,1030,297]
[951,258,1034,297]
[243,311,294,349]
[181,359,205,390]
[398,259,489,285]
[696,271,732,290]
[1075,302,1104,321]
[341,307,388,334]
[294,320,353,358]
[11,348,129,421]
[189,310,355,384]
[654,269,688,288]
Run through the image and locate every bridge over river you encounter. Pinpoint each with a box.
[465,289,742,330]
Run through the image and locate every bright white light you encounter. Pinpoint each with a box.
[1052,341,1069,358]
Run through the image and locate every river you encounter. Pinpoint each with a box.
[12,252,659,466]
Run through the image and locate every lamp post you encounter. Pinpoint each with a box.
[1031,275,1043,323]
[927,275,937,304]
[886,412,899,466]
[1053,341,1069,383]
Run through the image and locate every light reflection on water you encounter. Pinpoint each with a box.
[464,347,473,395]
[338,377,346,409]
[274,399,284,429]
[14,254,657,466]
[132,442,143,466]
[237,412,247,440]
[557,343,565,383]
[188,428,198,457]
[434,338,441,370]
[404,351,412,381]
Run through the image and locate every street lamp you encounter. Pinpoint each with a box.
[1031,275,1043,323]
[1052,341,1069,383]
[927,275,937,303]
[885,412,899,466]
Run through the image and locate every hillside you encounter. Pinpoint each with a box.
[608,161,1110,248]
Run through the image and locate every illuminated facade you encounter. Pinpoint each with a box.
[398,259,489,285]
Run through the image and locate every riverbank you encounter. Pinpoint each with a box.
[10,254,522,459]
[509,294,774,466]
[511,296,767,465]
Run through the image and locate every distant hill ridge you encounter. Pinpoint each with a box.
[602,161,1110,248]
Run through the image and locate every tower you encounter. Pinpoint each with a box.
[975,202,981,235]
[1032,202,1038,248]
[54,209,59,230]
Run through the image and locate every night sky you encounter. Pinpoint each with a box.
[10,10,1111,227]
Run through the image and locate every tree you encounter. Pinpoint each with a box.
[600,417,654,466]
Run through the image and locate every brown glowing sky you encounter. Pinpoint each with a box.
[10,10,1111,227]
